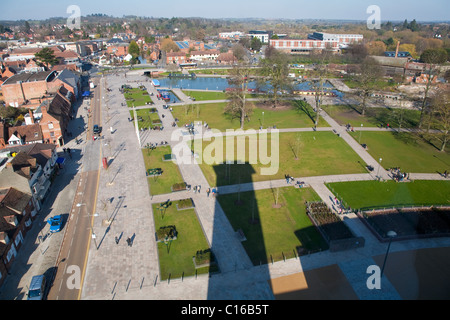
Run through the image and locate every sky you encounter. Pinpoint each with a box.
[0,0,449,22]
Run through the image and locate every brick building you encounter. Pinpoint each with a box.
[1,69,80,108]
[0,187,36,286]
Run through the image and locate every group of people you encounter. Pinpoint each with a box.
[187,184,202,194]
[285,174,295,184]
[390,167,409,182]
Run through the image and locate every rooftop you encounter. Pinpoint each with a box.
[2,70,56,86]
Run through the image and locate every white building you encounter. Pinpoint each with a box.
[308,32,363,48]
[189,50,220,62]
[219,31,244,41]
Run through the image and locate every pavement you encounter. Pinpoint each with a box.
[2,71,449,301]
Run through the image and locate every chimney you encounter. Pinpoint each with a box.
[29,110,34,124]
[395,41,400,58]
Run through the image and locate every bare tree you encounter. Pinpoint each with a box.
[418,49,445,129]
[310,48,333,127]
[429,88,450,152]
[356,57,384,116]
[259,47,292,108]
[225,64,254,130]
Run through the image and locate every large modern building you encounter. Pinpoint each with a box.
[269,39,340,54]
[269,32,364,55]
[308,32,364,48]
[248,30,273,44]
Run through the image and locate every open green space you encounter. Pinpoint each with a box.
[348,131,450,173]
[172,100,329,132]
[123,87,153,108]
[152,202,215,280]
[322,105,421,129]
[130,108,161,130]
[142,146,185,196]
[198,131,366,187]
[182,90,228,101]
[218,187,328,265]
[327,180,450,210]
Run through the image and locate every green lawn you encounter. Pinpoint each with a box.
[218,187,328,265]
[183,90,228,101]
[199,131,367,187]
[322,105,421,129]
[327,180,450,210]
[349,131,450,173]
[152,202,215,280]
[124,87,153,108]
[172,100,329,132]
[142,146,185,196]
[130,108,161,130]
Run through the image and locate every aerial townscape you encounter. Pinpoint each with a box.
[0,0,449,307]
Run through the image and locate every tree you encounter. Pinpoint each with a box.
[259,47,291,108]
[428,89,450,152]
[418,48,446,128]
[399,43,417,59]
[367,41,387,56]
[310,48,333,127]
[35,47,59,69]
[250,37,262,52]
[225,64,254,130]
[160,38,179,52]
[128,40,140,60]
[232,44,246,62]
[355,57,384,115]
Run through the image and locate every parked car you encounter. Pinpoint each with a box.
[27,275,46,300]
[93,124,101,134]
[47,215,63,233]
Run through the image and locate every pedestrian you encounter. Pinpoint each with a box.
[115,236,119,244]
[126,237,132,247]
[63,148,66,153]
[193,185,197,193]
[206,188,210,197]
[197,185,201,193]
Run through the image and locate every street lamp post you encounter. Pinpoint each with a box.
[359,124,363,144]
[262,111,264,129]
[377,158,383,180]
[380,230,397,278]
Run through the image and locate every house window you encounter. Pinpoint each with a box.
[48,123,54,129]
[50,132,55,137]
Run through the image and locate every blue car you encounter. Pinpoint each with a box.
[47,215,63,233]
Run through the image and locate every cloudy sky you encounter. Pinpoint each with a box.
[0,0,448,21]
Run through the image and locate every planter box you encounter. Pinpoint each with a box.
[193,249,217,269]
[176,198,195,211]
[171,182,187,192]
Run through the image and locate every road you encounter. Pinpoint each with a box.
[47,76,103,300]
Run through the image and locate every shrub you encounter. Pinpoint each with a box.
[172,182,187,192]
[156,225,177,242]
